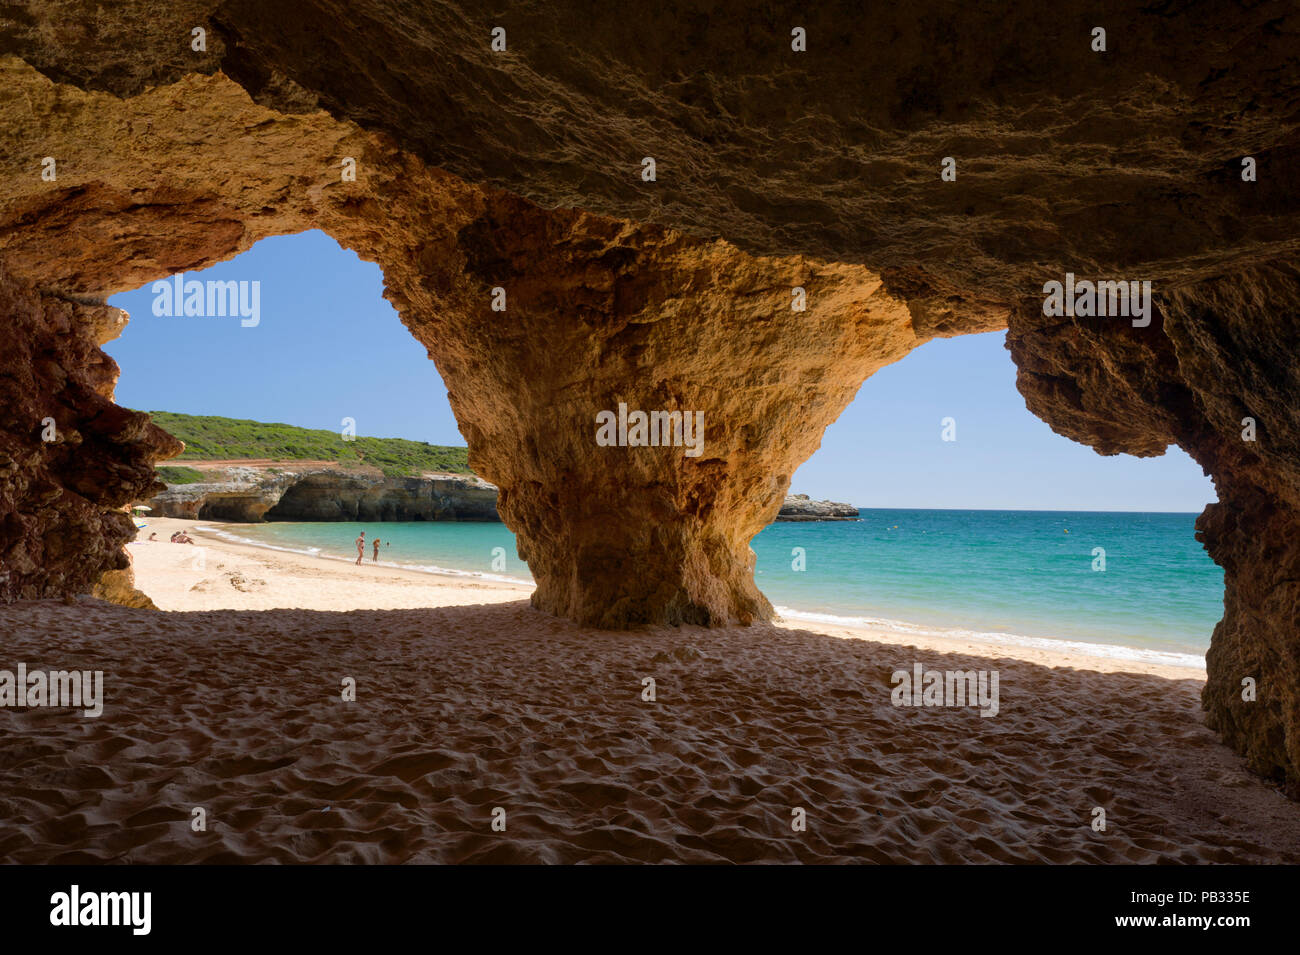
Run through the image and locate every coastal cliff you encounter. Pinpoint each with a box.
[149,466,498,522]
[149,466,855,524]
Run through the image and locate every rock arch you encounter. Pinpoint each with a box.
[1,2,1298,790]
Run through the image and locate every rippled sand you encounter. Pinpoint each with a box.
[1,521,1297,864]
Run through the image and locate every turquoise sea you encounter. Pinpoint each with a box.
[205,508,1223,664]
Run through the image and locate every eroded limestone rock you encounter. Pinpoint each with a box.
[2,4,1300,789]
[0,54,947,628]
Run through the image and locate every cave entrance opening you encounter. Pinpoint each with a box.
[97,227,1224,660]
[102,229,530,604]
[759,329,1224,667]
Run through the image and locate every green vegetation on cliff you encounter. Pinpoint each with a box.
[146,412,472,478]
[155,465,206,485]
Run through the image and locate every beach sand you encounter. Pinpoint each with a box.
[1,516,1297,863]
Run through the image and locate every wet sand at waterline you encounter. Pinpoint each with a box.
[1,518,1298,863]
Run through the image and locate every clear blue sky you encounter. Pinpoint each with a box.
[104,230,1216,513]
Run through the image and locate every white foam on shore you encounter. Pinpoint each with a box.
[172,524,1205,670]
[775,606,1207,670]
[190,525,535,587]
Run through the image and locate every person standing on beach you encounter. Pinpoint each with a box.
[356,531,366,565]
[372,537,381,562]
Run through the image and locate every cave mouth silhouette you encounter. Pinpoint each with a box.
[103,231,1225,677]
[1,13,1297,793]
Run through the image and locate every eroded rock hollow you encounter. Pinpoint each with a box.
[2,2,1299,789]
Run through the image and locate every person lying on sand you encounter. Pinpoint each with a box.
[169,532,180,542]
[372,537,380,562]
[356,531,366,565]
[174,532,194,544]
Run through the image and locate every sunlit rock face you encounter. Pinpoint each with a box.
[148,468,500,523]
[2,3,1300,786]
[0,55,942,629]
[359,195,923,626]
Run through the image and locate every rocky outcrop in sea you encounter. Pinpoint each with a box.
[775,494,859,521]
